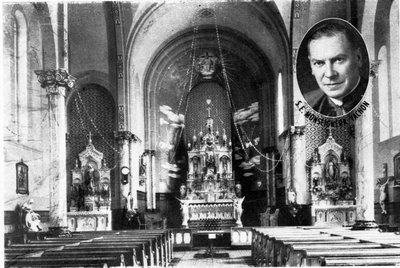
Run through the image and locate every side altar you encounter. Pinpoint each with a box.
[309,130,357,226]
[67,135,112,231]
[179,100,243,229]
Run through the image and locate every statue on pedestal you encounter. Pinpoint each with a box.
[232,196,245,227]
[84,163,100,196]
[22,199,42,232]
[376,165,392,215]
[177,198,190,228]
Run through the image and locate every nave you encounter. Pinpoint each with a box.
[5,226,400,267]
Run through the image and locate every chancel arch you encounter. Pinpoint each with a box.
[135,14,287,225]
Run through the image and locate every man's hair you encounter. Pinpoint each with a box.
[307,22,360,53]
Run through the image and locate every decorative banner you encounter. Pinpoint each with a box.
[118,105,124,130]
[117,55,123,79]
[16,160,29,194]
[394,153,400,186]
[112,2,121,25]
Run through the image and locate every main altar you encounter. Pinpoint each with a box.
[67,135,112,231]
[309,129,357,226]
[179,99,243,229]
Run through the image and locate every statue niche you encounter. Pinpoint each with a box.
[67,136,112,231]
[309,130,356,226]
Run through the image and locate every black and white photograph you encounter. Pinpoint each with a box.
[296,18,370,117]
[2,0,400,267]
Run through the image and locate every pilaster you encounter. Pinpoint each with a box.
[144,149,156,210]
[114,130,137,208]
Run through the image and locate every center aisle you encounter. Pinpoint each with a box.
[171,249,253,267]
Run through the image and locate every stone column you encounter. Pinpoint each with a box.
[144,150,155,210]
[355,68,376,221]
[289,126,309,204]
[35,69,76,227]
[129,141,141,209]
[115,131,136,208]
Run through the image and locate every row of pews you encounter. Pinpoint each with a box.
[252,226,400,266]
[5,229,172,267]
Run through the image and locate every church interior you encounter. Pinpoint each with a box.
[2,0,400,267]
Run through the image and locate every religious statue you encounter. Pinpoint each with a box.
[100,179,110,202]
[341,171,351,188]
[70,179,84,210]
[84,163,100,195]
[270,208,279,226]
[259,207,271,226]
[232,196,245,227]
[177,198,190,228]
[206,150,216,168]
[192,156,199,176]
[234,183,243,198]
[287,188,297,204]
[325,159,338,183]
[179,184,187,199]
[221,156,228,176]
[376,166,392,215]
[312,149,320,163]
[22,199,42,232]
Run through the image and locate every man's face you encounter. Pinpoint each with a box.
[308,32,362,100]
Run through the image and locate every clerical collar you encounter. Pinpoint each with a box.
[329,77,361,107]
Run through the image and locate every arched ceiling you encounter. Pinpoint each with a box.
[127,2,289,81]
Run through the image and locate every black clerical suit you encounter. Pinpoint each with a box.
[304,77,368,117]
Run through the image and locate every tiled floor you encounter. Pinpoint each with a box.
[170,248,254,267]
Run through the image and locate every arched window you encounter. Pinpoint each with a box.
[390,0,399,136]
[4,14,17,141]
[277,72,284,135]
[378,46,390,142]
[14,10,28,142]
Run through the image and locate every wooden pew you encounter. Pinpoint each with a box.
[253,227,337,266]
[70,239,154,267]
[275,239,364,266]
[5,241,143,267]
[67,229,172,266]
[319,255,400,266]
[6,255,120,267]
[265,235,345,266]
[252,226,400,267]
[252,227,301,266]
[6,229,171,267]
[286,242,385,266]
[75,229,172,266]
[94,233,167,266]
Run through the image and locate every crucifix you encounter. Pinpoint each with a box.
[206,106,212,118]
[327,126,335,137]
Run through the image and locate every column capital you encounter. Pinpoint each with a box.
[144,149,156,156]
[35,69,76,96]
[289,125,305,136]
[370,60,381,78]
[114,131,139,143]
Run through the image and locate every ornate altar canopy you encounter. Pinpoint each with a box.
[309,129,356,226]
[67,135,112,231]
[180,99,242,229]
